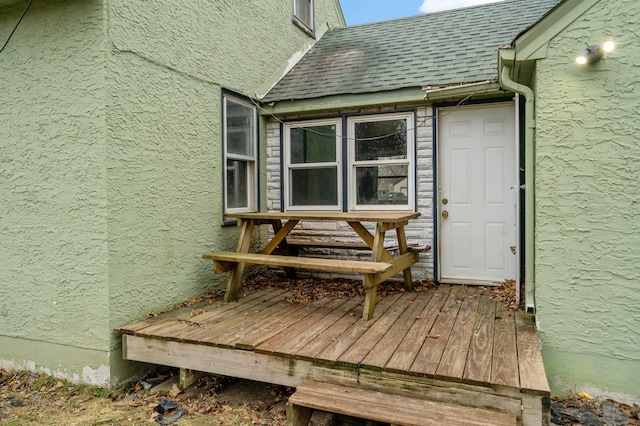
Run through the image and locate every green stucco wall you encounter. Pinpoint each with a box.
[534,0,640,401]
[0,0,111,384]
[1,0,344,386]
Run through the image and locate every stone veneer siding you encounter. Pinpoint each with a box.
[265,105,435,280]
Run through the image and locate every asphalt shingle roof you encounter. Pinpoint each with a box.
[263,0,561,103]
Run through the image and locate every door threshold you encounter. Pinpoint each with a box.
[438,278,505,286]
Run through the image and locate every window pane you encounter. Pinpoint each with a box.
[356,165,408,205]
[290,125,337,164]
[226,100,254,157]
[226,159,248,209]
[294,0,312,28]
[354,119,407,161]
[291,168,338,206]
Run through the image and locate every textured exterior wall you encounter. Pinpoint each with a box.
[265,105,435,279]
[1,0,344,385]
[104,0,344,384]
[0,0,110,383]
[534,0,640,401]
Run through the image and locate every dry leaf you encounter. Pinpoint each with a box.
[169,383,183,398]
[427,334,441,339]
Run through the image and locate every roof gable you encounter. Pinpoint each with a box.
[507,0,598,61]
[262,0,561,103]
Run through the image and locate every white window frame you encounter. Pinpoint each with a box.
[293,0,314,35]
[283,118,342,211]
[223,94,258,215]
[347,112,416,211]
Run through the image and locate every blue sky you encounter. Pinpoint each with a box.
[339,0,505,25]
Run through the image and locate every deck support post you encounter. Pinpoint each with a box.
[179,368,205,389]
[286,402,313,426]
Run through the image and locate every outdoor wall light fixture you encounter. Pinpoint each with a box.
[576,41,615,64]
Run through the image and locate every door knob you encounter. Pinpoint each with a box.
[442,198,448,205]
[442,210,448,218]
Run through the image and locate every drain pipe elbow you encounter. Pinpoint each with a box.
[500,66,535,128]
[500,65,537,315]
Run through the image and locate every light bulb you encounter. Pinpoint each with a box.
[603,41,615,52]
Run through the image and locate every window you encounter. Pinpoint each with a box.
[284,119,342,210]
[282,112,415,212]
[348,113,415,210]
[293,0,314,34]
[223,94,257,215]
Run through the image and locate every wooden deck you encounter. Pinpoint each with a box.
[116,285,550,425]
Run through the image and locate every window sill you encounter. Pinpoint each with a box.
[292,17,315,38]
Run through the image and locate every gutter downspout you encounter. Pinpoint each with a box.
[500,65,536,315]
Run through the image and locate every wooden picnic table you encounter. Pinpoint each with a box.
[203,211,422,320]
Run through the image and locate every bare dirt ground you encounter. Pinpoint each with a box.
[2,272,638,425]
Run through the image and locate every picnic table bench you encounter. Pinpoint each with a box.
[203,211,424,320]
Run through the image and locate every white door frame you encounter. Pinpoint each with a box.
[435,101,520,293]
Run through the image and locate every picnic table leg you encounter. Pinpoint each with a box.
[396,226,413,290]
[361,224,386,320]
[372,223,386,262]
[224,219,255,302]
[362,274,378,320]
[271,219,297,279]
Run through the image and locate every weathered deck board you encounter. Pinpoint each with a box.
[176,288,286,325]
[277,298,362,357]
[337,293,416,366]
[176,289,291,344]
[114,297,225,334]
[384,287,450,374]
[515,312,551,395]
[435,293,480,381]
[409,285,466,377]
[463,297,496,386]
[313,293,401,365]
[294,300,363,362]
[234,299,333,350]
[491,304,520,388]
[203,296,307,348]
[360,290,425,370]
[289,381,517,426]
[131,288,286,340]
[270,298,355,357]
[256,298,350,356]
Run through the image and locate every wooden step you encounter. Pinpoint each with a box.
[286,381,516,426]
[203,251,392,274]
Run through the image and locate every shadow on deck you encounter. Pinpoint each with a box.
[116,282,550,425]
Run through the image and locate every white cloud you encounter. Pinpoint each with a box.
[419,0,505,14]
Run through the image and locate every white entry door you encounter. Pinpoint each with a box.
[438,103,517,284]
